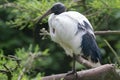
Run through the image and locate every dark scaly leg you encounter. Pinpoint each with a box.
[64,54,78,80]
[71,53,76,74]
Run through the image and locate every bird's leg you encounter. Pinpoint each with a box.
[71,53,76,74]
[65,54,78,80]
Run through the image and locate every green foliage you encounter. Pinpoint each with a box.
[9,0,54,29]
[1,0,72,29]
[0,26,33,51]
[0,0,120,79]
[0,45,50,80]
[90,0,120,9]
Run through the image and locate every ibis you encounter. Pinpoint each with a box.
[38,2,101,77]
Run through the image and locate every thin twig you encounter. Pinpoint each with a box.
[104,40,120,64]
[95,30,120,35]
[18,52,34,80]
[1,64,12,80]
[0,70,8,74]
[85,10,102,17]
[0,3,16,8]
[17,67,27,80]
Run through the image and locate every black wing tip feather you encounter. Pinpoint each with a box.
[81,32,102,63]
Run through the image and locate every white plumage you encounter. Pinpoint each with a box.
[48,11,94,57]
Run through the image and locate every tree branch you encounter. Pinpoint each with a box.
[42,64,120,80]
[40,29,120,37]
[75,56,101,68]
[94,30,120,35]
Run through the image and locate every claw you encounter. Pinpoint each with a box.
[64,70,78,80]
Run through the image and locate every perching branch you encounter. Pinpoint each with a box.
[42,64,120,80]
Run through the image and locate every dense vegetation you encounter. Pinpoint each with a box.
[0,0,120,80]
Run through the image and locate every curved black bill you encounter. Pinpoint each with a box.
[36,9,52,24]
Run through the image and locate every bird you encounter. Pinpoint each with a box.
[37,2,101,78]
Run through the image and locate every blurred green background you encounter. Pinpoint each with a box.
[0,0,120,80]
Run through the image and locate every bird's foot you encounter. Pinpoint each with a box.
[64,70,78,80]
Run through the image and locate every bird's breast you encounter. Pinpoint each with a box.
[53,16,77,38]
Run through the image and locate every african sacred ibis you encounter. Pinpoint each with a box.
[38,2,101,74]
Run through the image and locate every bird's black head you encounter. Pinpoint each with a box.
[37,2,66,23]
[51,2,66,15]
